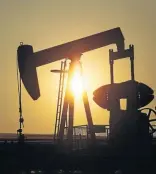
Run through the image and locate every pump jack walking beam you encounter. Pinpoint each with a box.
[17,27,125,100]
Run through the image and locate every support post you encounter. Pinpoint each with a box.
[58,56,95,149]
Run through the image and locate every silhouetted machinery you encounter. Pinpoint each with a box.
[17,27,125,146]
[17,27,156,153]
[93,45,156,155]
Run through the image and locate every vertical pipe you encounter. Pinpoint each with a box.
[68,97,74,148]
[109,49,114,84]
[130,45,135,81]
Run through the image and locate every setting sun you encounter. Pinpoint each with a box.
[71,71,83,98]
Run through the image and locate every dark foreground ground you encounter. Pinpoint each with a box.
[0,137,156,174]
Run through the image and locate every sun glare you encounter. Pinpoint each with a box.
[71,71,83,98]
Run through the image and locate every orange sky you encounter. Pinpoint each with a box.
[0,0,155,133]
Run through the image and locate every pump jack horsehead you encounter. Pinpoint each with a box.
[17,27,156,149]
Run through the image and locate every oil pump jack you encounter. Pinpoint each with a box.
[17,27,156,151]
[17,27,125,147]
